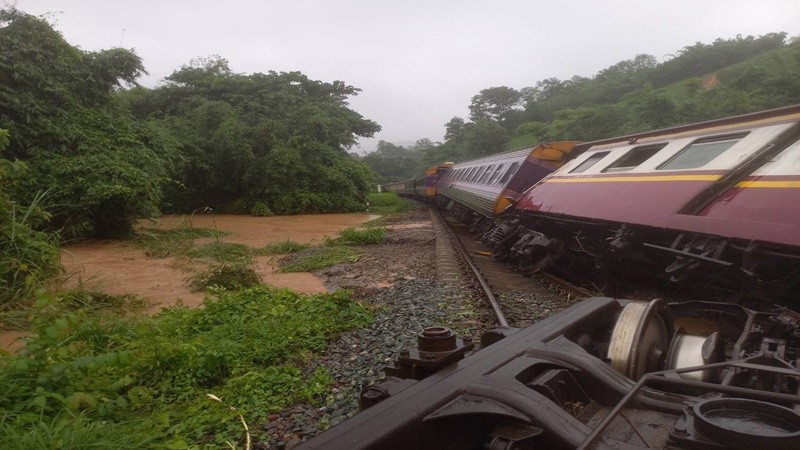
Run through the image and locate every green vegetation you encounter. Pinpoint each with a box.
[0,287,372,448]
[3,8,800,444]
[368,192,412,215]
[278,225,385,272]
[130,226,224,258]
[0,156,60,307]
[186,242,253,265]
[254,240,310,256]
[188,264,262,292]
[132,221,379,291]
[123,57,379,216]
[280,247,361,273]
[326,227,387,246]
[0,8,379,242]
[0,8,381,307]
[0,9,177,239]
[250,201,274,217]
[359,33,800,178]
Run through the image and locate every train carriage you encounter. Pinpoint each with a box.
[490,105,800,303]
[308,106,800,450]
[435,142,579,231]
[382,162,453,200]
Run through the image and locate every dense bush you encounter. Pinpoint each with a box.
[368,192,412,215]
[0,134,60,306]
[0,287,372,447]
[124,58,380,215]
[0,10,178,238]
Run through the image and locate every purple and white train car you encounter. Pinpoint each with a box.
[435,142,579,230]
[491,105,800,303]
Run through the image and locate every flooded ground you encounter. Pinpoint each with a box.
[2,212,379,353]
[61,213,379,310]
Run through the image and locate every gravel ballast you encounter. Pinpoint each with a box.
[257,206,569,448]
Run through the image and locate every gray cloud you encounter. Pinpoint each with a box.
[18,0,800,152]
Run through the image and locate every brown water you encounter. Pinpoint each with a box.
[2,213,378,352]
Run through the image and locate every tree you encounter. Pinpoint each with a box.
[360,141,418,183]
[0,9,176,237]
[463,121,509,158]
[444,117,466,144]
[126,57,381,214]
[595,54,657,80]
[0,129,60,304]
[468,86,522,122]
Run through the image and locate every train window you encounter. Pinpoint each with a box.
[570,152,610,173]
[602,143,667,173]
[467,167,482,182]
[498,162,521,184]
[466,167,478,182]
[488,164,505,184]
[473,166,489,182]
[658,133,748,170]
[478,165,495,183]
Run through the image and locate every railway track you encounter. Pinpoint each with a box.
[430,207,583,328]
[301,206,800,450]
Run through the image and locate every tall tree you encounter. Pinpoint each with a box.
[0,9,176,237]
[463,120,509,158]
[469,86,522,122]
[126,57,381,214]
[444,117,466,144]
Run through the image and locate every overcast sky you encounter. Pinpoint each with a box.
[14,0,800,153]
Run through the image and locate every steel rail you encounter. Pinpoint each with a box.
[432,208,509,327]
[537,271,594,300]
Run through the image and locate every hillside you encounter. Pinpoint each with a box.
[365,33,800,182]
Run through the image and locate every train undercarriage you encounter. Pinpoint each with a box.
[300,297,800,449]
[478,211,800,308]
[299,197,800,449]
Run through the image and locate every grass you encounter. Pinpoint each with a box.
[367,192,412,215]
[325,227,386,246]
[253,240,310,256]
[279,246,361,273]
[186,241,253,265]
[130,226,224,258]
[188,264,262,292]
[128,218,381,290]
[1,290,149,331]
[131,225,308,292]
[0,215,390,445]
[278,223,386,273]
[44,289,150,312]
[0,287,372,448]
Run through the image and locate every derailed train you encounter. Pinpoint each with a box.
[299,106,800,449]
[390,105,800,305]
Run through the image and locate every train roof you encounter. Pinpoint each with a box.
[568,103,800,159]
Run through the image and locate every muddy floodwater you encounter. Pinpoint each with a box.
[2,213,377,352]
[58,213,379,312]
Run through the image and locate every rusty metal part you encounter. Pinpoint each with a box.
[383,326,475,381]
[359,377,418,411]
[358,327,475,410]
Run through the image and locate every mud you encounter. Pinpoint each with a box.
[1,213,377,353]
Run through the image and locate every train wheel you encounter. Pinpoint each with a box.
[517,251,555,275]
[491,246,510,262]
[606,299,672,380]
